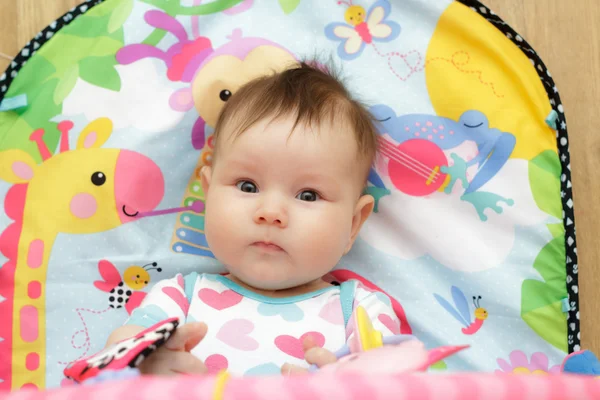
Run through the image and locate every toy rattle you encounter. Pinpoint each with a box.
[309,306,469,374]
[64,307,468,383]
[63,318,179,384]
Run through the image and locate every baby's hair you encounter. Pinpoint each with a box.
[211,59,379,176]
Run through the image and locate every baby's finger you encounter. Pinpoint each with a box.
[169,352,208,375]
[281,363,310,375]
[304,347,337,367]
[165,322,208,352]
[138,350,178,376]
[302,335,321,351]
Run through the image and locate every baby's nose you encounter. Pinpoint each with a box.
[254,208,288,228]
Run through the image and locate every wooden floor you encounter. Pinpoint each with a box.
[0,0,598,354]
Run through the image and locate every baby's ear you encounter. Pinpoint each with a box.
[200,166,212,196]
[345,194,375,254]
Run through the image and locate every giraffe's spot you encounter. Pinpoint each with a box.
[25,352,39,371]
[20,305,38,342]
[11,161,34,180]
[27,240,44,269]
[27,281,41,299]
[21,383,38,391]
[70,193,98,219]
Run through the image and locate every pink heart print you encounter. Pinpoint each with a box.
[162,287,189,315]
[275,332,325,359]
[198,289,242,310]
[318,299,344,325]
[205,354,228,374]
[216,319,259,351]
[378,314,400,334]
[176,273,185,290]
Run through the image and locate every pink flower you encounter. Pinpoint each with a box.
[496,350,561,375]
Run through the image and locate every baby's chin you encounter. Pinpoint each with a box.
[231,269,321,292]
[238,274,307,291]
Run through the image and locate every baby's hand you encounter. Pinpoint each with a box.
[138,322,208,376]
[281,335,337,375]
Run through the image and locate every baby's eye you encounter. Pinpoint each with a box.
[236,180,258,193]
[296,190,320,202]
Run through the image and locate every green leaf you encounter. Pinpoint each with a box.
[528,154,561,219]
[6,53,56,98]
[531,150,561,178]
[67,10,124,42]
[521,279,563,315]
[42,34,123,73]
[53,64,79,105]
[429,360,447,371]
[108,0,134,33]
[60,1,124,40]
[86,0,120,17]
[521,235,568,352]
[547,223,564,239]
[278,0,301,14]
[79,56,121,91]
[522,301,567,353]
[4,55,62,154]
[81,36,123,57]
[0,113,41,161]
[533,235,566,287]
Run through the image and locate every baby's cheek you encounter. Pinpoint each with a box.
[205,197,246,253]
[297,211,350,262]
[204,206,229,245]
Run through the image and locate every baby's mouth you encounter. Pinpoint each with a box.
[252,241,284,252]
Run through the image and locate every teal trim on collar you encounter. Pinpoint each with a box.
[339,280,356,328]
[184,272,199,305]
[214,274,337,304]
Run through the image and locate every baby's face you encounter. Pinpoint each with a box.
[201,114,372,290]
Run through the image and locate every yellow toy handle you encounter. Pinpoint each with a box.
[212,370,230,400]
[355,306,383,351]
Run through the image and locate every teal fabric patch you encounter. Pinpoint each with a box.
[545,109,559,129]
[562,298,571,313]
[0,94,27,111]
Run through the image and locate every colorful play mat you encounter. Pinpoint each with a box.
[0,0,579,393]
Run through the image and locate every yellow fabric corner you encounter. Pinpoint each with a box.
[426,2,556,160]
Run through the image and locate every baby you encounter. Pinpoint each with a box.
[105,61,402,376]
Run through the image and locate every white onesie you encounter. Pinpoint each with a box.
[125,273,401,376]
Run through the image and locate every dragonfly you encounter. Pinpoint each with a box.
[434,286,488,335]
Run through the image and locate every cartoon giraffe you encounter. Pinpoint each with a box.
[0,118,165,390]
